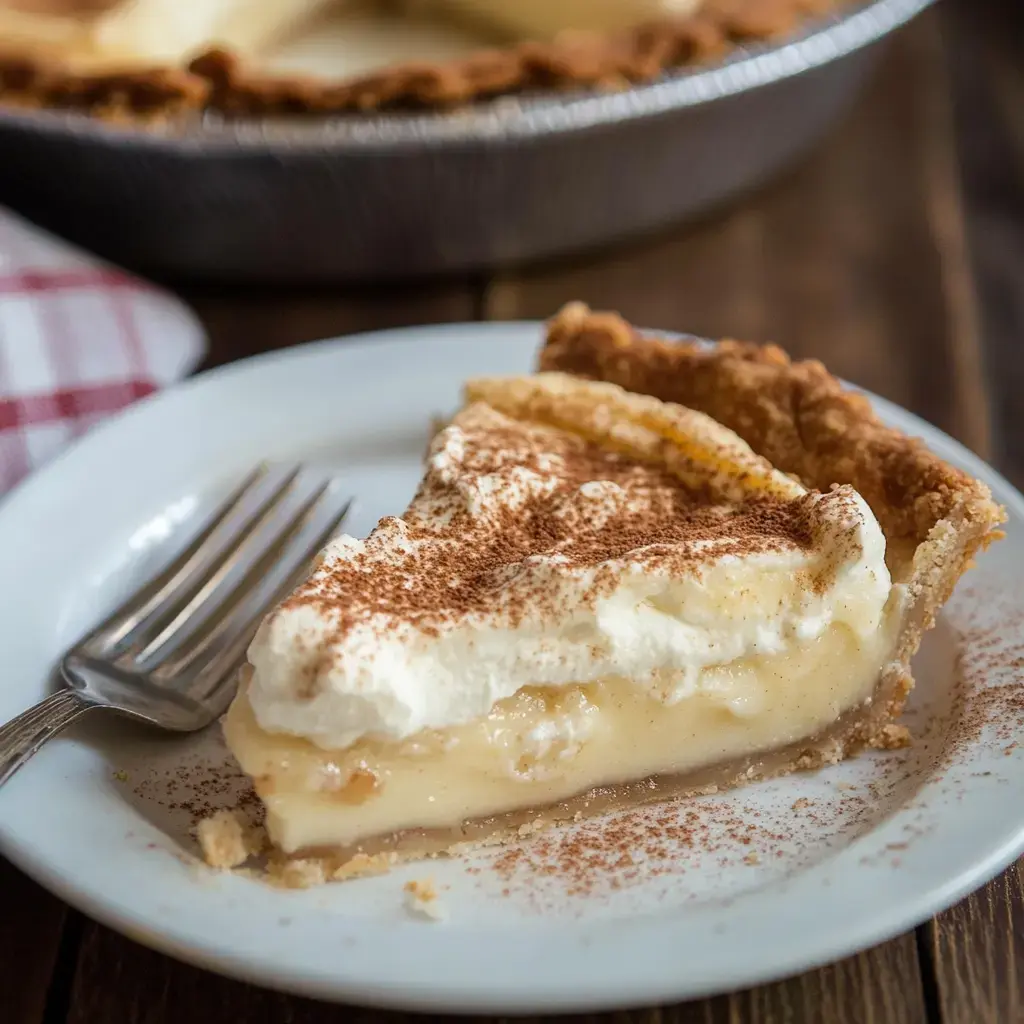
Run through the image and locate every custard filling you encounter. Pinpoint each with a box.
[226,617,898,854]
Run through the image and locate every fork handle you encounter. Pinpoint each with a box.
[0,690,96,788]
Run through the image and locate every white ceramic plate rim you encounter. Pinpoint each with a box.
[0,321,1022,1014]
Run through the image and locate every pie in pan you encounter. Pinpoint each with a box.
[0,0,843,118]
[202,304,1005,885]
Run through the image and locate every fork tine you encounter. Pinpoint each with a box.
[189,500,353,708]
[157,490,353,695]
[132,473,334,666]
[81,464,271,652]
[104,465,305,659]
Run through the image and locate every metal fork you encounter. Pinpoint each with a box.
[0,464,352,788]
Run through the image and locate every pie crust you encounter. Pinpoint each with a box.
[536,301,1005,746]
[0,0,841,120]
[199,304,1005,886]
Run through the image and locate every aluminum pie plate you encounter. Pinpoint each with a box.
[0,0,932,282]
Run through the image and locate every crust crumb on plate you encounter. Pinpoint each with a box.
[404,878,447,921]
[262,850,400,889]
[196,810,266,869]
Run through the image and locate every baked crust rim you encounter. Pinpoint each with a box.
[538,302,1004,549]
[0,0,841,121]
[536,299,1004,735]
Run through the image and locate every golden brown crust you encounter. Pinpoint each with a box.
[539,302,1003,548]
[537,300,1006,739]
[0,0,841,120]
[0,54,210,120]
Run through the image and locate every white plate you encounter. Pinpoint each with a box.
[1,322,1023,1013]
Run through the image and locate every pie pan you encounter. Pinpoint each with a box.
[0,0,933,283]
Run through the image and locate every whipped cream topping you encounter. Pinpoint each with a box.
[246,378,895,752]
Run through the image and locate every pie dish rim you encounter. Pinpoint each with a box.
[0,0,932,132]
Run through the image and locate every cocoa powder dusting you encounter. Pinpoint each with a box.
[939,584,1024,768]
[489,803,788,899]
[478,775,910,911]
[105,574,1021,899]
[469,579,1024,911]
[132,759,262,830]
[271,401,849,676]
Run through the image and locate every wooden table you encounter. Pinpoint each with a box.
[4,2,1023,1021]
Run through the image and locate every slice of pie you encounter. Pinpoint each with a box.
[0,0,842,119]
[209,315,1004,884]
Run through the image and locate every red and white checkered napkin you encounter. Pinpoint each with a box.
[0,206,205,496]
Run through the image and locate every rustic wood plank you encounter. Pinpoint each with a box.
[175,281,480,369]
[919,3,1024,1022]
[924,862,1024,1024]
[714,936,927,1024]
[942,0,1024,487]
[485,13,990,458]
[0,857,70,1024]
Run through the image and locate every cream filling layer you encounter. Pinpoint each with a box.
[226,615,901,854]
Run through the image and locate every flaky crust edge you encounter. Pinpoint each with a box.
[537,301,1006,731]
[0,0,841,120]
